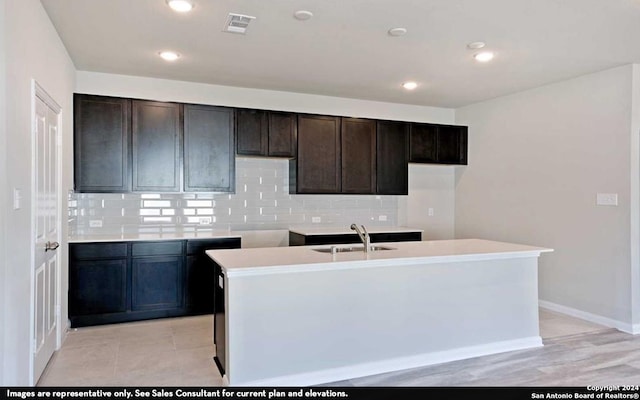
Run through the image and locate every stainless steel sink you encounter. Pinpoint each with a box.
[313,245,396,254]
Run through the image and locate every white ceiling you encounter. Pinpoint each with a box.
[40,0,640,108]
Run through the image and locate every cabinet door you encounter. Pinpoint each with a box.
[131,255,184,311]
[236,108,267,156]
[185,255,214,313]
[409,122,438,163]
[73,94,131,192]
[184,104,235,192]
[185,238,241,313]
[437,125,468,165]
[377,120,409,195]
[295,114,341,193]
[268,112,297,157]
[132,100,182,192]
[69,258,128,316]
[341,118,376,194]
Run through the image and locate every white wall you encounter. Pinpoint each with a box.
[2,0,75,385]
[76,71,455,125]
[455,65,636,331]
[632,64,640,330]
[0,0,7,385]
[398,164,456,239]
[75,71,458,241]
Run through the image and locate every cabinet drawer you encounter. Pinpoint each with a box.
[70,242,128,260]
[132,241,183,257]
[186,238,241,255]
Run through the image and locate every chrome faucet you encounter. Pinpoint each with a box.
[350,223,371,252]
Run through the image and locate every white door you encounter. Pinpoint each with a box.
[32,85,61,384]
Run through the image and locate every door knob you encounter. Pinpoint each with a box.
[45,241,60,252]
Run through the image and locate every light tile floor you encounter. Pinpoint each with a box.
[37,308,610,387]
[37,314,221,386]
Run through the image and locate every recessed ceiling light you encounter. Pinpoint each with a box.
[402,81,418,90]
[159,51,180,61]
[167,0,194,13]
[473,51,494,62]
[388,27,407,37]
[293,10,313,21]
[467,41,486,50]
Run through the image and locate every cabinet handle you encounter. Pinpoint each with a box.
[45,241,60,252]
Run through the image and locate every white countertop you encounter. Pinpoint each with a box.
[68,226,422,243]
[288,226,423,236]
[207,238,553,277]
[68,230,241,243]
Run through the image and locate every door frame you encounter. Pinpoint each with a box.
[29,80,63,385]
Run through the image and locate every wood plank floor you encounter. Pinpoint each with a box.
[37,308,638,387]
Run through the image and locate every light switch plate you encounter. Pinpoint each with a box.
[596,193,618,206]
[12,188,21,210]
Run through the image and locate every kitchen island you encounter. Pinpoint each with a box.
[206,238,553,386]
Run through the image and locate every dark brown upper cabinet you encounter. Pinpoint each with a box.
[376,120,409,195]
[268,111,297,157]
[74,94,236,194]
[409,123,437,163]
[73,94,131,193]
[436,125,468,165]
[409,122,467,165]
[341,118,376,194]
[236,109,296,158]
[183,104,235,192]
[132,100,182,192]
[236,108,267,156]
[292,114,342,194]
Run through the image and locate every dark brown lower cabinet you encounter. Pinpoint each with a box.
[132,255,184,312]
[68,238,241,327]
[289,231,422,246]
[68,258,128,317]
[185,238,240,314]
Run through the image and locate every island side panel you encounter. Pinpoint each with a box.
[224,256,541,386]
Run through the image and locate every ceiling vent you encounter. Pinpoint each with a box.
[223,13,256,34]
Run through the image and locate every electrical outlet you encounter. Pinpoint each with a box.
[199,217,212,225]
[428,208,434,217]
[312,216,321,223]
[89,220,103,228]
[378,215,387,221]
[596,193,618,206]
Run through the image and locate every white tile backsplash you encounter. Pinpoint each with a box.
[69,157,399,236]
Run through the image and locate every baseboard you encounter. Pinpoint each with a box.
[58,319,71,349]
[539,300,639,334]
[231,336,542,387]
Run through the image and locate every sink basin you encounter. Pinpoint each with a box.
[313,245,396,254]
